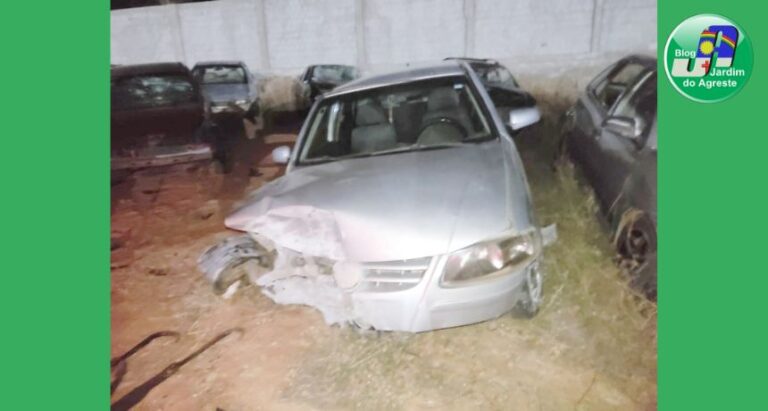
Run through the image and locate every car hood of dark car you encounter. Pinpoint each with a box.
[225,141,534,262]
[202,83,250,103]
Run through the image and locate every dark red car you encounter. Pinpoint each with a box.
[111,63,212,172]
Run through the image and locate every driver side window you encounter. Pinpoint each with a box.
[611,72,657,140]
[591,62,646,111]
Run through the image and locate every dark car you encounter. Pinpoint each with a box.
[560,55,657,299]
[445,58,539,131]
[111,63,212,172]
[299,64,359,101]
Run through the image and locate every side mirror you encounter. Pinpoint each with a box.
[603,116,641,140]
[508,106,541,131]
[271,145,291,164]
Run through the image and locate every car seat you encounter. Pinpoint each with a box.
[351,101,397,153]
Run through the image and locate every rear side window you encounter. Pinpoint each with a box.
[590,62,647,111]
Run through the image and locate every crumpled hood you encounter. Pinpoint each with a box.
[202,83,250,103]
[226,141,534,262]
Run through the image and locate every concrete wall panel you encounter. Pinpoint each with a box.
[364,0,466,66]
[264,0,357,70]
[177,1,265,69]
[111,6,185,64]
[110,0,657,75]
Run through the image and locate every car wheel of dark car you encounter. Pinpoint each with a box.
[615,211,657,300]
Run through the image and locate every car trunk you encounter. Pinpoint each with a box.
[111,101,205,153]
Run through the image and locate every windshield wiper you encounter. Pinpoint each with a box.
[303,141,481,165]
[302,151,375,164]
[365,143,465,157]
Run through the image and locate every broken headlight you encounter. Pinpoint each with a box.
[441,231,541,285]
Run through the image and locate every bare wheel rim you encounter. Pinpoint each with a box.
[626,227,651,260]
[527,267,543,308]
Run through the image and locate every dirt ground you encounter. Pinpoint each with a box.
[111,98,657,410]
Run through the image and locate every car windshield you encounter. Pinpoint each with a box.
[299,76,494,164]
[471,63,519,88]
[112,74,197,110]
[198,65,247,84]
[312,65,357,83]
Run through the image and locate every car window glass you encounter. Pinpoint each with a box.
[612,72,657,139]
[471,63,519,88]
[312,65,357,83]
[112,75,197,110]
[299,77,493,163]
[593,62,645,111]
[199,66,247,84]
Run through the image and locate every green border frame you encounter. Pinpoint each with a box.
[1,0,766,408]
[660,1,766,409]
[1,1,109,408]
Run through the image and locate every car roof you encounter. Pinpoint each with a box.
[326,62,466,97]
[111,62,190,79]
[444,57,499,66]
[193,60,246,68]
[618,54,657,69]
[308,64,356,69]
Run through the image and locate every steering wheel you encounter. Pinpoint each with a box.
[416,117,467,144]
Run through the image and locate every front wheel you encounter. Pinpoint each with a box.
[518,265,543,318]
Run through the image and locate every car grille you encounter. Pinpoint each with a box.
[358,257,433,292]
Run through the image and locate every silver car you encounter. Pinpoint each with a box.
[192,61,259,114]
[199,62,551,332]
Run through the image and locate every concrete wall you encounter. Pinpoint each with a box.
[111,0,656,76]
[364,0,467,66]
[264,0,358,68]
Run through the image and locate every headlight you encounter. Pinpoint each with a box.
[235,99,248,106]
[441,231,541,285]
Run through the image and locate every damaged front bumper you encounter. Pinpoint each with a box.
[350,254,537,332]
[198,234,542,333]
